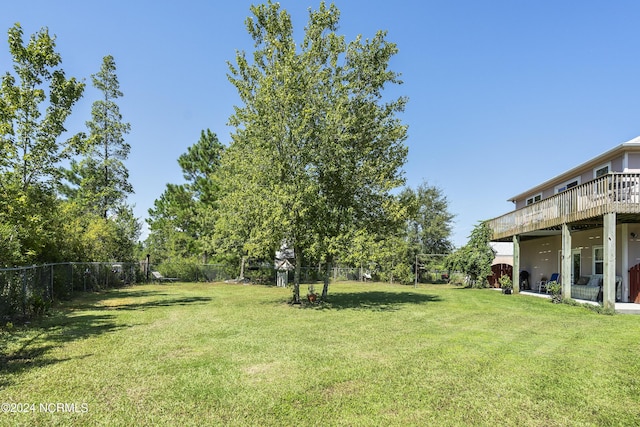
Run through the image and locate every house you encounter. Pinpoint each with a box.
[486,136,640,309]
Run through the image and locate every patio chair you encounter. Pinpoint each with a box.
[538,273,559,293]
[151,271,179,283]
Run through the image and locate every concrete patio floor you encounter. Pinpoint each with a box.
[519,290,640,315]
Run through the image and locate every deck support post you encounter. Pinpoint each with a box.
[603,212,616,310]
[561,223,572,299]
[560,223,573,298]
[512,235,520,293]
[621,223,629,302]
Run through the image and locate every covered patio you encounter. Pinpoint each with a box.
[518,289,640,314]
[487,173,640,310]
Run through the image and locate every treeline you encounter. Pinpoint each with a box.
[0,23,138,267]
[144,128,455,287]
[1,3,465,299]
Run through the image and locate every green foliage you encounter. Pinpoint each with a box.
[0,23,85,190]
[0,23,85,265]
[387,262,414,285]
[220,1,408,301]
[401,183,454,256]
[499,274,513,290]
[146,129,224,265]
[29,291,50,316]
[56,200,140,262]
[556,297,616,315]
[445,221,495,288]
[0,179,63,265]
[61,54,133,230]
[546,280,562,303]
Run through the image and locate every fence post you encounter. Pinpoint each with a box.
[22,269,27,317]
[50,264,54,301]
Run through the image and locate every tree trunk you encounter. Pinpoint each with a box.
[292,244,301,304]
[239,256,246,280]
[322,257,332,299]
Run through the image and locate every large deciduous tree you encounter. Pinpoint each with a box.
[220,1,408,302]
[0,23,84,265]
[0,23,85,189]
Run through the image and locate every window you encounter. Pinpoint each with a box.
[593,246,603,275]
[555,177,581,193]
[594,163,610,179]
[526,193,542,205]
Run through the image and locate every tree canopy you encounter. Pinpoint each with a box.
[445,221,495,288]
[0,7,461,288]
[0,24,139,265]
[146,129,224,264]
[218,1,408,301]
[0,23,85,265]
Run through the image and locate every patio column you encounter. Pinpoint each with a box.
[603,212,616,310]
[512,235,520,293]
[561,223,572,299]
[621,223,630,302]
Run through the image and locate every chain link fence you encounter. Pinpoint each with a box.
[2,261,460,319]
[0,262,144,319]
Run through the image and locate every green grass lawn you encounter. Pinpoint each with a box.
[1,281,639,426]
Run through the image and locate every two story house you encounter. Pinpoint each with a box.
[486,136,640,309]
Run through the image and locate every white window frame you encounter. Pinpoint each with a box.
[593,246,603,275]
[593,162,611,179]
[555,177,581,193]
[526,193,542,206]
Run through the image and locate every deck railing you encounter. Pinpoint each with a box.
[488,173,640,240]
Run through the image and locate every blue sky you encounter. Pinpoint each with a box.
[2,1,640,248]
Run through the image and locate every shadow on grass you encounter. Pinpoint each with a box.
[304,291,442,311]
[69,289,169,310]
[70,288,211,311]
[0,312,124,387]
[0,287,211,388]
[104,296,213,311]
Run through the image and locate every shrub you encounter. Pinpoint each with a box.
[247,267,275,284]
[499,274,512,293]
[546,281,562,303]
[29,292,50,316]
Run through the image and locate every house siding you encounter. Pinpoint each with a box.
[628,152,640,170]
[519,236,560,285]
[514,151,637,209]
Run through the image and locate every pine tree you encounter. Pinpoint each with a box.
[78,55,132,218]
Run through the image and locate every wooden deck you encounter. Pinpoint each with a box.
[488,173,640,240]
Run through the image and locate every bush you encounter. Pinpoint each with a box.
[546,281,562,303]
[499,274,512,294]
[29,292,50,316]
[246,267,275,284]
[378,263,414,285]
[447,272,466,286]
